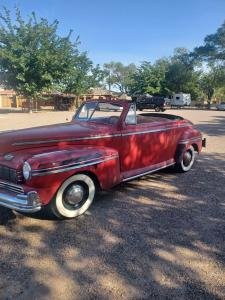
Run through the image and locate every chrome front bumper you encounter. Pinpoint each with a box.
[0,190,42,213]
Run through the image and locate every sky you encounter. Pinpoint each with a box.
[1,0,225,66]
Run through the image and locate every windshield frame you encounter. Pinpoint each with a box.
[73,100,128,126]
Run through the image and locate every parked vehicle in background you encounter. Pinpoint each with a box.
[0,100,206,219]
[216,102,225,111]
[170,93,191,108]
[132,94,166,112]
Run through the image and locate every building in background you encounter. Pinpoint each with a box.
[0,88,16,108]
[80,87,131,102]
[0,86,131,110]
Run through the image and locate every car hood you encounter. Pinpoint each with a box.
[0,121,114,158]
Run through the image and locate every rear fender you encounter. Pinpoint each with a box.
[175,129,202,163]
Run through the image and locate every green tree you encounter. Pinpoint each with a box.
[194,21,225,62]
[0,8,77,109]
[62,54,106,105]
[164,48,201,100]
[194,22,225,105]
[103,61,136,93]
[128,49,201,100]
[128,59,169,96]
[199,67,225,107]
[214,86,225,102]
[87,64,106,90]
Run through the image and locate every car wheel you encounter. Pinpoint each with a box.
[155,107,160,112]
[50,174,96,219]
[175,146,195,172]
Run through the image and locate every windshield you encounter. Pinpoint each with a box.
[74,102,123,125]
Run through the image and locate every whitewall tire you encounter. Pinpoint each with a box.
[51,174,95,219]
[176,146,195,172]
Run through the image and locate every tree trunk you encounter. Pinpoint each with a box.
[73,95,80,109]
[206,88,214,109]
[29,98,33,113]
[207,95,212,110]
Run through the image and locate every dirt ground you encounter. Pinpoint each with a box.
[0,109,225,299]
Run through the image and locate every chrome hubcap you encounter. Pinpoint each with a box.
[64,184,84,206]
[183,151,192,167]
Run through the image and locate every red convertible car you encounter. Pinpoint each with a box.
[0,100,205,219]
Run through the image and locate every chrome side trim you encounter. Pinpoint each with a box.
[32,155,117,172]
[32,155,118,177]
[32,150,70,158]
[122,160,175,182]
[178,136,202,144]
[12,134,122,146]
[122,124,188,137]
[12,124,189,146]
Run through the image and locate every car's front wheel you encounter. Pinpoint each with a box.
[50,174,96,219]
[175,146,195,172]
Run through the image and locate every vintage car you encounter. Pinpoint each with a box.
[0,100,206,219]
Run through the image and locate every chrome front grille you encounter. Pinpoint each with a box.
[0,180,24,194]
[0,165,23,183]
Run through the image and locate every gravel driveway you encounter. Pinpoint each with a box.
[0,109,225,299]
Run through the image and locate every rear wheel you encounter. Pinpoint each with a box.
[175,146,195,172]
[50,174,96,219]
[155,107,160,112]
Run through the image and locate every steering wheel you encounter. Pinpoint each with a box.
[108,116,119,124]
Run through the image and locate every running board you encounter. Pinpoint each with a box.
[122,159,175,182]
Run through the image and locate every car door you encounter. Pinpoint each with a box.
[119,105,178,179]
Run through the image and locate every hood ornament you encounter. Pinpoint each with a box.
[4,153,14,161]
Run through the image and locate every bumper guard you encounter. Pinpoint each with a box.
[0,190,41,213]
[202,138,206,148]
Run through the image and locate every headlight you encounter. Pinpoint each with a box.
[23,161,31,180]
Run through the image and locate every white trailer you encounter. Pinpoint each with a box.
[171,93,191,108]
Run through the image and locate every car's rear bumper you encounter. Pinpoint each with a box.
[202,138,206,148]
[0,189,41,213]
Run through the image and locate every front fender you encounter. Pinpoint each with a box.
[24,146,120,204]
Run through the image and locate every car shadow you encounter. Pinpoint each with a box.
[0,207,17,226]
[0,152,225,299]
